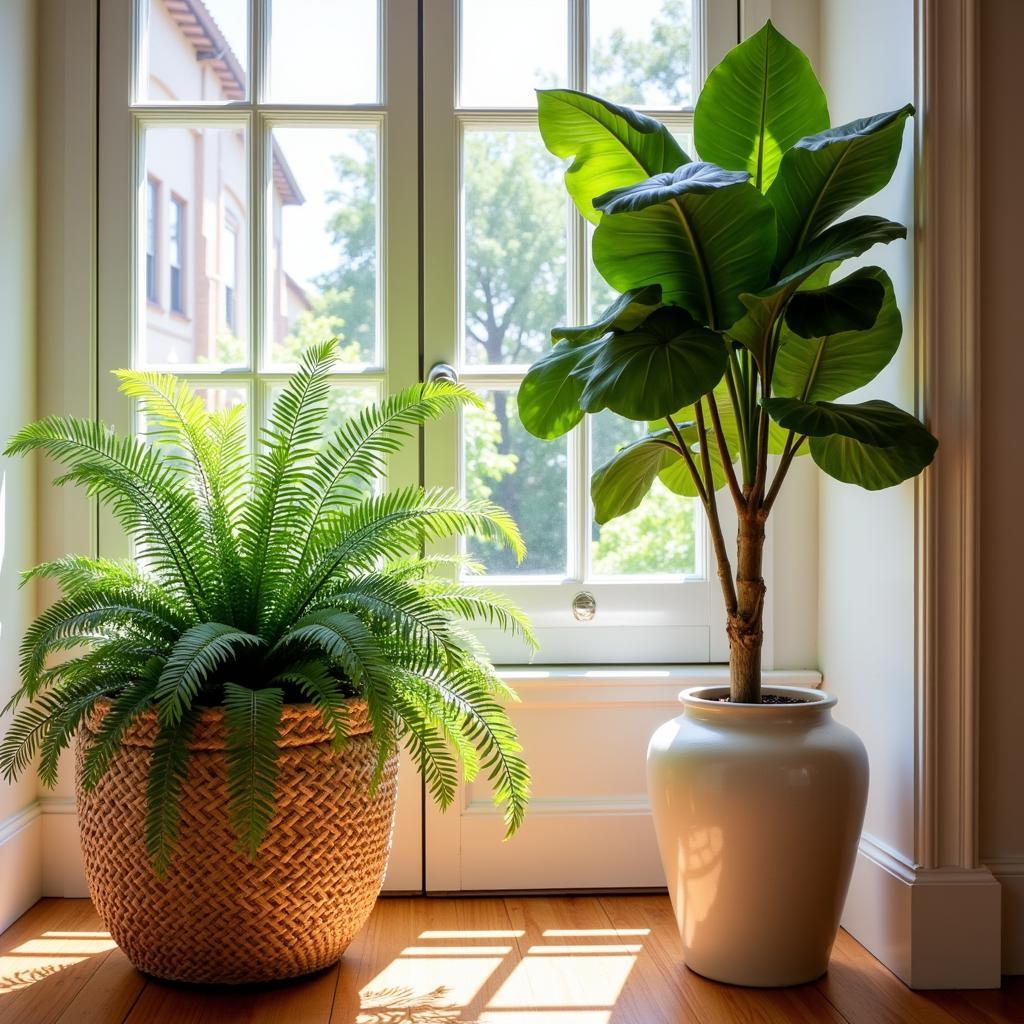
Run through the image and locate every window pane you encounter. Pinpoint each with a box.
[266,381,380,443]
[140,125,248,369]
[464,389,568,576]
[269,0,379,103]
[142,0,248,102]
[590,413,698,576]
[462,131,567,366]
[460,0,567,107]
[588,0,696,108]
[268,126,379,368]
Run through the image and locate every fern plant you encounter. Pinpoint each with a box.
[0,340,533,873]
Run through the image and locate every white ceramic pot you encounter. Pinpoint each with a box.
[646,684,868,987]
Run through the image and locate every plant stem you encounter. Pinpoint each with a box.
[707,390,744,510]
[761,433,807,515]
[665,413,708,506]
[694,402,738,616]
[728,510,767,703]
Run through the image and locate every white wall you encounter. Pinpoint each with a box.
[0,0,42,930]
[817,0,918,865]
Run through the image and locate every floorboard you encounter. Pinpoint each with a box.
[0,896,1019,1023]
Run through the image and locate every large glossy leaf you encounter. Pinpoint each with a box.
[764,397,926,446]
[595,162,751,214]
[591,430,684,523]
[592,176,776,330]
[576,308,728,421]
[810,428,937,490]
[774,267,901,401]
[517,338,604,440]
[769,105,914,265]
[537,89,689,225]
[784,266,885,339]
[551,285,662,344]
[693,20,829,191]
[728,216,907,367]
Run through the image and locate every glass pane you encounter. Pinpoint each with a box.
[268,127,379,368]
[142,0,248,102]
[269,0,379,103]
[460,0,567,107]
[588,0,696,108]
[464,390,568,576]
[590,413,697,576]
[462,131,567,366]
[140,125,249,369]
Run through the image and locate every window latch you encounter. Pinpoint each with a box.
[427,362,458,386]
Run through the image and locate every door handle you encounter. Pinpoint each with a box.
[427,362,458,385]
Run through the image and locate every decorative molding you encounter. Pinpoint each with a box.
[0,802,43,931]
[915,0,984,875]
[859,830,919,886]
[0,800,41,846]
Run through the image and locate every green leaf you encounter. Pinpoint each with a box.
[576,308,728,420]
[224,683,284,857]
[594,162,752,213]
[517,338,604,440]
[774,268,902,401]
[693,20,829,191]
[769,104,914,265]
[593,173,776,329]
[551,285,662,344]
[728,216,907,367]
[591,430,684,524]
[763,396,928,447]
[784,266,886,339]
[537,88,689,225]
[155,623,263,725]
[810,428,937,490]
[145,711,198,876]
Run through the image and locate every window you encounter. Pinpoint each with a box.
[168,195,185,315]
[145,178,159,304]
[223,217,238,332]
[99,0,739,665]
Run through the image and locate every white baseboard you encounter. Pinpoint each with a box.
[0,802,43,930]
[985,858,1024,975]
[843,832,1002,988]
[39,797,89,897]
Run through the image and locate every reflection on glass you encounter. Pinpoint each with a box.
[269,0,378,103]
[460,0,567,107]
[140,125,248,369]
[464,390,567,576]
[143,0,248,102]
[463,132,567,366]
[588,0,696,108]
[269,127,379,368]
[590,413,697,576]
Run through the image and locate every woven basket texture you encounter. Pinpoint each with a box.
[74,699,398,984]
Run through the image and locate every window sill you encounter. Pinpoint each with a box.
[494,666,822,706]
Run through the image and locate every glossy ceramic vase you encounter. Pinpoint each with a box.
[646,684,868,987]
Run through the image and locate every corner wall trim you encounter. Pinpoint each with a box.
[844,833,1001,988]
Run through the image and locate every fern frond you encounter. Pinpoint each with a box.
[240,341,335,627]
[392,688,459,810]
[155,623,264,725]
[412,579,538,651]
[79,675,161,792]
[223,683,284,857]
[6,416,214,615]
[145,711,198,875]
[270,662,350,749]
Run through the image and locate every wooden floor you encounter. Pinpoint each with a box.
[1,897,1023,1023]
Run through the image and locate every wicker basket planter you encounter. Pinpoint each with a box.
[75,699,398,985]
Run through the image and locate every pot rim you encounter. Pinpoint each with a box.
[678,684,836,715]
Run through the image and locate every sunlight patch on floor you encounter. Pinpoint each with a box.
[0,927,116,995]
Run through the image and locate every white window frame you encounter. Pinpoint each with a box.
[422,0,748,664]
[96,0,422,551]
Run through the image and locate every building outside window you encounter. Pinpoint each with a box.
[169,195,185,315]
[145,177,159,304]
[223,217,238,332]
